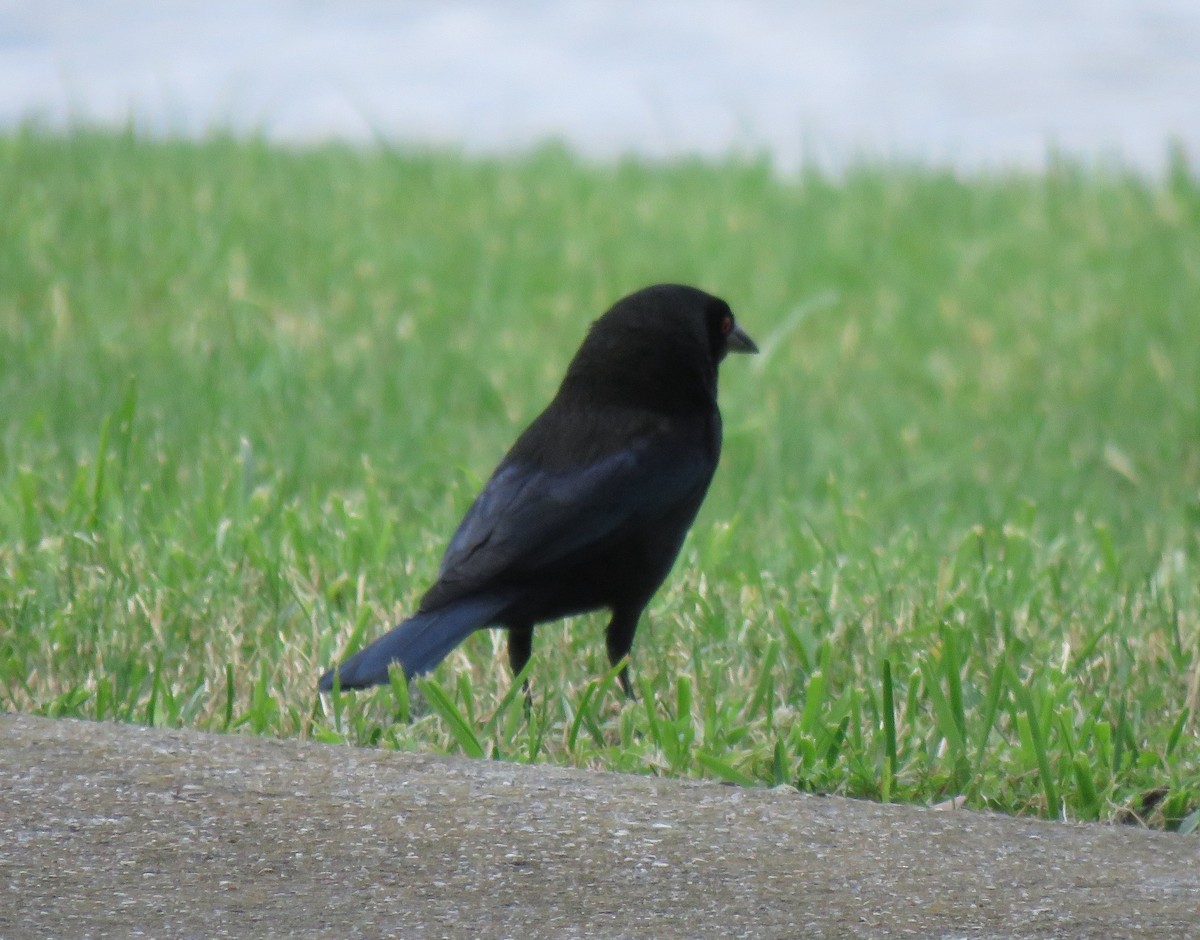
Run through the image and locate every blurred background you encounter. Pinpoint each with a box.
[3,0,1198,173]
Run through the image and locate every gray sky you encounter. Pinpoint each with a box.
[3,1,1197,172]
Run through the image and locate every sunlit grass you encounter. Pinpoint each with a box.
[2,128,1198,831]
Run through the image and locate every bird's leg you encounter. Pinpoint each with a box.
[605,608,640,700]
[507,623,535,712]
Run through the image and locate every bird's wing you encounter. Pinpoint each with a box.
[431,433,711,598]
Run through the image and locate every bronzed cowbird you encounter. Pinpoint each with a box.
[319,284,756,696]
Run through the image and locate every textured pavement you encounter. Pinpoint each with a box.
[2,713,1197,939]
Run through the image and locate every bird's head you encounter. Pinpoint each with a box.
[560,284,757,412]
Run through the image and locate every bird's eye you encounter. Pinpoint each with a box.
[720,315,733,335]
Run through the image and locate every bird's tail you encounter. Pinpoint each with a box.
[318,594,509,691]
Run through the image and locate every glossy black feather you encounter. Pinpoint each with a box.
[319,283,756,694]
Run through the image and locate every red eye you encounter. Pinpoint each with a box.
[720,315,733,335]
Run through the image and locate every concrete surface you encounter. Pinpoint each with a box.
[1,712,1196,939]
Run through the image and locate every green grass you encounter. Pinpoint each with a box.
[2,127,1198,831]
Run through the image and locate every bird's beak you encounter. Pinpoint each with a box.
[727,323,759,354]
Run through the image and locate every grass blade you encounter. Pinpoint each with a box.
[418,678,484,758]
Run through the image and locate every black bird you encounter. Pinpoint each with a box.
[319,284,756,697]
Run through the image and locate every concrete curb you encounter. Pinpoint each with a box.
[2,713,1196,938]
